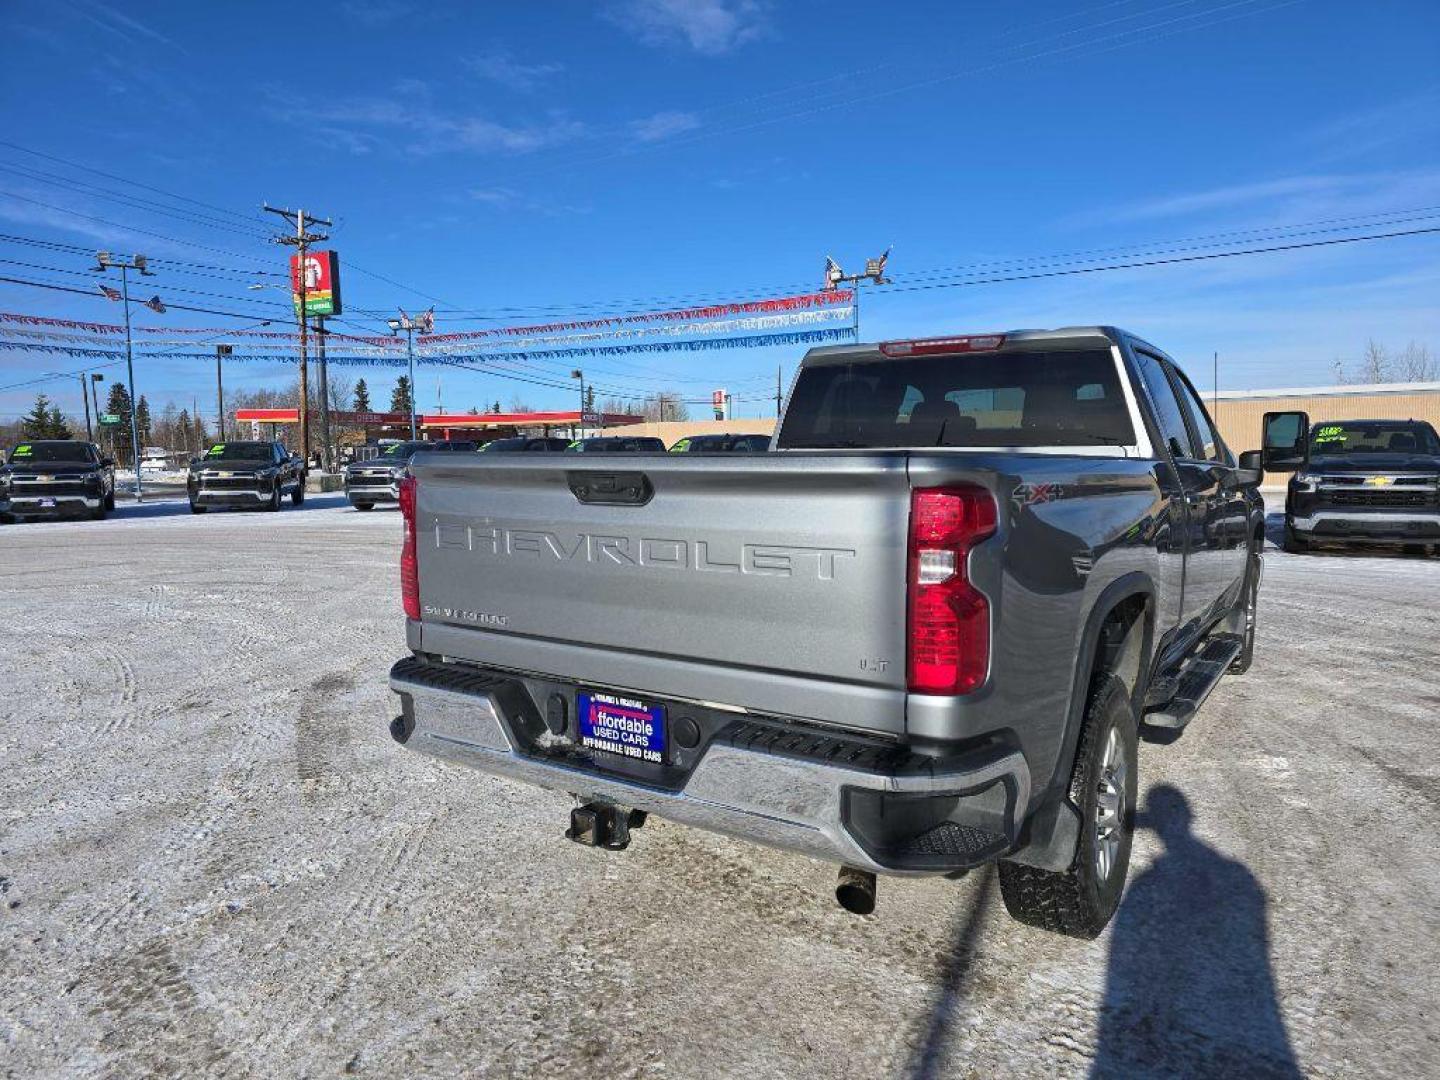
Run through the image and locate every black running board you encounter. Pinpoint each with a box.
[1143,633,1244,731]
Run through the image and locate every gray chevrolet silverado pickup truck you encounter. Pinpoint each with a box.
[389,327,1298,937]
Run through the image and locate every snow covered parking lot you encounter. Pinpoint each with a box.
[1,499,1437,1078]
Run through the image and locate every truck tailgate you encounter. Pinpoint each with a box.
[410,453,915,734]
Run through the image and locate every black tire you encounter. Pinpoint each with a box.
[1282,523,1309,554]
[291,482,305,506]
[90,504,108,521]
[353,501,374,512]
[189,501,207,515]
[1229,544,1261,674]
[266,486,282,512]
[104,489,116,511]
[999,673,1138,939]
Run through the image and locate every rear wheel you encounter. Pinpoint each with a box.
[104,489,116,511]
[353,501,374,512]
[999,673,1137,939]
[189,501,207,514]
[90,504,108,521]
[291,482,305,506]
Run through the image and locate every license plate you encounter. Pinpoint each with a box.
[39,498,56,508]
[576,691,666,764]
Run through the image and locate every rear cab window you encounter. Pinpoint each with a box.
[776,344,1135,449]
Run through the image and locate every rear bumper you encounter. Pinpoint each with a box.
[389,655,1030,876]
[1290,509,1440,541]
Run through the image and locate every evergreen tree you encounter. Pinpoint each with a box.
[135,395,152,446]
[491,400,502,413]
[176,408,192,452]
[353,379,372,411]
[584,385,596,413]
[47,405,72,440]
[192,412,210,448]
[390,376,413,414]
[21,394,71,438]
[104,382,134,457]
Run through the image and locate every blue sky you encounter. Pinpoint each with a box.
[2,0,1439,426]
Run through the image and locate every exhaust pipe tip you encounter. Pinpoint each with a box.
[835,866,877,916]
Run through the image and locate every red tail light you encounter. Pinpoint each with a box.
[907,486,996,695]
[399,474,420,620]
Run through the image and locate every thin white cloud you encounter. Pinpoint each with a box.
[1303,91,1440,161]
[1077,168,1440,229]
[604,0,770,55]
[273,90,587,156]
[629,110,702,142]
[468,53,565,92]
[73,0,181,50]
[340,1,413,28]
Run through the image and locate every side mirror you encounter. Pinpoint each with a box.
[100,456,115,468]
[1235,449,1263,487]
[1260,411,1309,471]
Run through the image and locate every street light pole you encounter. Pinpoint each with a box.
[216,345,231,441]
[90,374,105,453]
[571,369,584,438]
[406,326,417,439]
[97,252,153,502]
[78,372,93,441]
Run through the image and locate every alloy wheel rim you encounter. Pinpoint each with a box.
[1094,725,1128,880]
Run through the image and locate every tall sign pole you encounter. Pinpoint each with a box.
[96,252,155,502]
[264,204,332,460]
[316,315,331,470]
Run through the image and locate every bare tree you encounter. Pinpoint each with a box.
[1335,340,1436,384]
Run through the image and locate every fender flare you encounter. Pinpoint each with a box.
[1005,571,1156,871]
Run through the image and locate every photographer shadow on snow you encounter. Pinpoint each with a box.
[1091,784,1301,1079]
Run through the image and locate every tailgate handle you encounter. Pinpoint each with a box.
[567,471,653,506]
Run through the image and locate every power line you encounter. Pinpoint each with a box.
[0,139,271,229]
[0,273,285,321]
[0,162,275,242]
[872,223,1440,295]
[0,231,287,277]
[0,190,275,264]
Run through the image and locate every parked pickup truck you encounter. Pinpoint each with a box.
[343,440,478,510]
[389,327,1295,937]
[187,440,306,513]
[1281,418,1440,554]
[0,440,115,522]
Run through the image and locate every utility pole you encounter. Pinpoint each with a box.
[215,345,231,441]
[388,308,432,440]
[95,251,154,502]
[78,372,94,442]
[264,204,331,460]
[1212,351,1219,415]
[776,364,782,417]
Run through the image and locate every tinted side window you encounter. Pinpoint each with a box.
[1134,351,1192,461]
[1169,365,1226,463]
